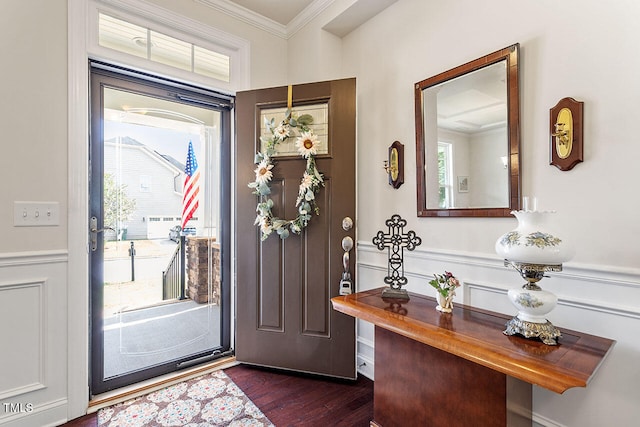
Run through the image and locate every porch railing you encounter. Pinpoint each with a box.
[162,235,186,300]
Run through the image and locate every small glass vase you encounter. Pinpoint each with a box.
[436,292,454,313]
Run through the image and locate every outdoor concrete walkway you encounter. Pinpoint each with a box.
[103,238,178,316]
[100,239,223,379]
[103,300,221,378]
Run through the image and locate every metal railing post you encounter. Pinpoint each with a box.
[128,241,135,281]
[180,235,186,300]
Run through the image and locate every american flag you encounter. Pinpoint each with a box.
[182,140,200,229]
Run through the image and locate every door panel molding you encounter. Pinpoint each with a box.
[302,177,331,337]
[257,177,285,332]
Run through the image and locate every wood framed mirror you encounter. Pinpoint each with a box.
[415,44,521,217]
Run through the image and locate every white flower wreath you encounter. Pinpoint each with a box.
[248,109,324,240]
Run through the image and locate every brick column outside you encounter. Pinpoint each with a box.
[185,236,220,305]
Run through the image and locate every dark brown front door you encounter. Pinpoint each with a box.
[236,78,356,378]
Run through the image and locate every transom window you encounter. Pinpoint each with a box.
[98,13,231,83]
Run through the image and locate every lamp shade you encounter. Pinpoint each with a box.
[495,210,574,265]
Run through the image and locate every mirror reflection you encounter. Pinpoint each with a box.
[425,61,508,209]
[415,44,520,217]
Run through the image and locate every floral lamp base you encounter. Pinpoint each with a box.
[504,316,561,346]
[502,262,563,346]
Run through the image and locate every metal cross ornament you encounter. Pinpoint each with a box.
[372,214,422,300]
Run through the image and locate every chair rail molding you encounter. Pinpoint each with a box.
[0,250,68,267]
[357,241,640,318]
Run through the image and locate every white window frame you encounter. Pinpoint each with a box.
[68,0,248,417]
[87,0,250,94]
[437,142,454,209]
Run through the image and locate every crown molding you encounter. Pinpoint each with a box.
[194,0,287,38]
[195,0,335,40]
[286,0,335,38]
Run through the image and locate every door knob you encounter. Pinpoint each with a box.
[342,236,353,252]
[90,216,114,251]
[340,236,354,295]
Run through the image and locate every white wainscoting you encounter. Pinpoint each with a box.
[0,251,69,427]
[355,241,640,427]
[0,279,45,400]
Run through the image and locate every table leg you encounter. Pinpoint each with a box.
[373,326,531,427]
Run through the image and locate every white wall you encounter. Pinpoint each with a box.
[469,128,509,207]
[2,0,639,426]
[0,1,68,253]
[339,0,640,267]
[326,0,640,426]
[0,2,70,426]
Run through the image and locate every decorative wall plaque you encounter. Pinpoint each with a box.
[550,97,583,171]
[386,140,404,188]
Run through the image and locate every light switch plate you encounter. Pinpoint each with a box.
[14,201,60,227]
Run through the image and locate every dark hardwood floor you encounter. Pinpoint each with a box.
[226,365,373,427]
[61,364,373,426]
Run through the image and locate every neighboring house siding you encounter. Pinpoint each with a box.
[104,138,184,240]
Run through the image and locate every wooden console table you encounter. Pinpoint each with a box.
[331,288,614,427]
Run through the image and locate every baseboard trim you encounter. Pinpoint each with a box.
[357,354,374,380]
[0,397,67,427]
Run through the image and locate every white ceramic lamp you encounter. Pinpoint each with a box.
[495,208,574,345]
